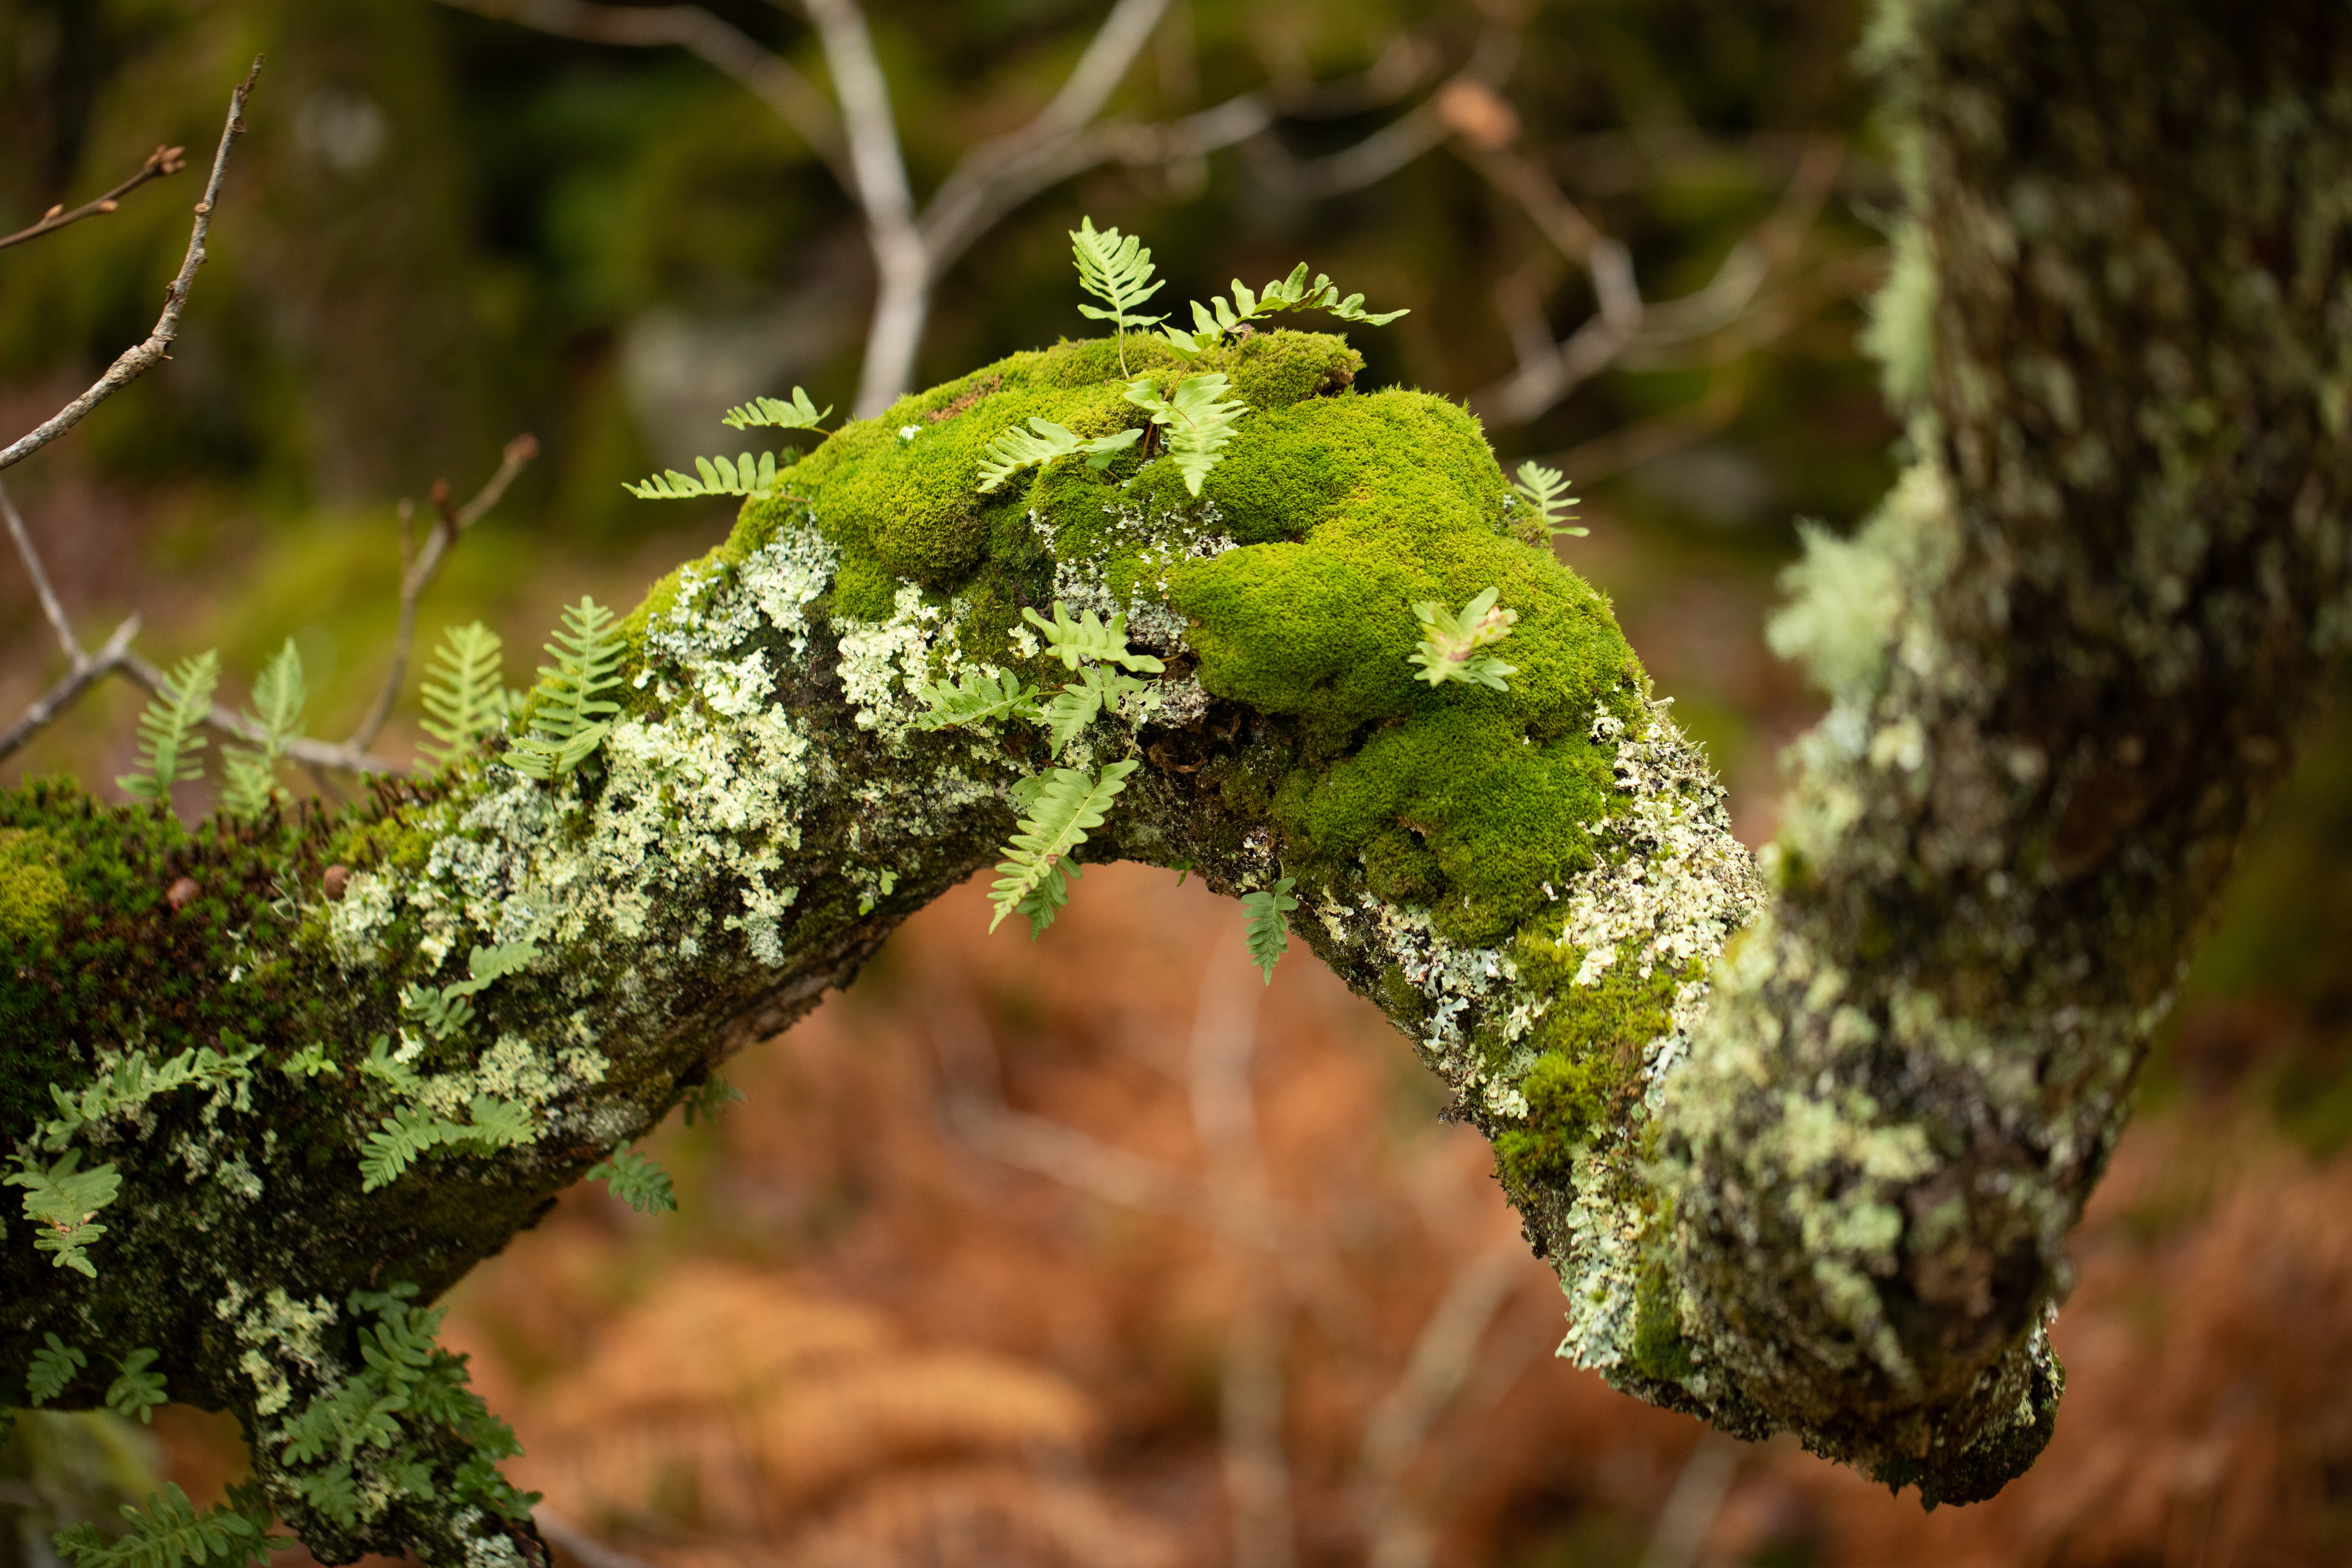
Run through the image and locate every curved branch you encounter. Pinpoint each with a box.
[0,144,187,254]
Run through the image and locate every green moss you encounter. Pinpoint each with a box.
[1628,1257,1698,1384]
[0,828,66,946]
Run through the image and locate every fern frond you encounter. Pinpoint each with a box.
[105,1348,166,1423]
[1408,586,1519,691]
[447,939,538,998]
[5,1150,121,1277]
[419,622,507,769]
[681,1072,745,1127]
[1041,665,1149,756]
[721,386,831,431]
[912,668,1042,730]
[1162,261,1410,354]
[400,982,474,1043]
[587,1144,677,1213]
[975,418,1142,493]
[359,1035,424,1097]
[623,450,785,500]
[1241,876,1300,983]
[118,651,219,805]
[1508,460,1586,541]
[39,1041,260,1150]
[986,760,1138,936]
[1122,373,1248,496]
[220,639,308,817]
[357,1096,534,1192]
[27,1333,86,1405]
[1071,217,1166,372]
[1021,602,1168,672]
[52,1482,275,1568]
[511,598,623,779]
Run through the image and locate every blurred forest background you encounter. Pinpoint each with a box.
[5,0,2352,1564]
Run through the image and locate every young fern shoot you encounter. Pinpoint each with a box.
[1408,587,1519,690]
[53,1481,280,1568]
[722,386,831,432]
[988,760,1139,937]
[510,598,623,780]
[625,450,789,501]
[1240,877,1299,983]
[976,418,1141,493]
[26,1333,85,1405]
[1022,603,1167,672]
[117,650,218,806]
[1070,217,1166,374]
[220,638,308,817]
[1508,460,1585,541]
[1161,261,1409,355]
[912,668,1042,731]
[418,622,508,768]
[587,1145,677,1213]
[1124,373,1248,496]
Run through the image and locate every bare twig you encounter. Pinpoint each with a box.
[0,616,139,764]
[0,58,261,474]
[348,433,538,751]
[532,1511,664,1568]
[1353,1242,1530,1568]
[0,478,78,662]
[0,144,188,253]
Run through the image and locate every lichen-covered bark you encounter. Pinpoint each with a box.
[1629,0,2352,1504]
[4,2,2346,1553]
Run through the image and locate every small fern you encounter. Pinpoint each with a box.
[681,1072,746,1127]
[26,1333,85,1405]
[5,1150,121,1277]
[987,760,1139,937]
[419,622,507,768]
[976,417,1141,493]
[624,450,789,500]
[1507,460,1585,541]
[220,639,308,817]
[358,1095,536,1192]
[1042,664,1150,756]
[359,1034,423,1097]
[721,386,831,431]
[912,668,1042,730]
[53,1482,277,1568]
[587,1145,677,1213]
[39,1040,260,1150]
[117,651,218,805]
[1071,217,1167,373]
[1161,261,1410,355]
[105,1348,166,1423]
[1123,373,1249,496]
[1241,876,1300,984]
[1408,587,1519,691]
[510,598,624,779]
[400,982,474,1043]
[1022,603,1168,672]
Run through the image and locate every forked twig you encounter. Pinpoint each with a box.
[0,144,189,254]
[0,58,262,472]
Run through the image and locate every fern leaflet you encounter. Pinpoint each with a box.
[1408,586,1519,691]
[105,1348,166,1423]
[987,760,1139,936]
[419,622,508,768]
[448,939,538,997]
[587,1145,677,1213]
[1241,876,1300,984]
[118,651,218,805]
[27,1333,86,1405]
[6,1150,121,1277]
[1071,217,1166,373]
[1041,665,1150,756]
[1022,603,1167,672]
[40,1040,260,1150]
[220,638,308,817]
[359,1034,423,1097]
[1507,459,1585,541]
[624,450,788,500]
[976,418,1141,493]
[912,668,1041,730]
[510,597,623,779]
[1123,373,1249,496]
[358,1096,535,1191]
[721,386,831,431]
[52,1482,278,1568]
[1162,261,1411,354]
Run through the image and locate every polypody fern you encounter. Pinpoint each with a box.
[1408,587,1519,691]
[418,621,508,769]
[220,638,307,817]
[510,597,623,779]
[1124,373,1249,497]
[117,651,217,805]
[988,760,1139,937]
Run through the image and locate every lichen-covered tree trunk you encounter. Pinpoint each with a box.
[0,0,2346,1560]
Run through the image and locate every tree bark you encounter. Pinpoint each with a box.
[1,1,2347,1559]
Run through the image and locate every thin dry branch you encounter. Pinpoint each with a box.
[0,58,260,474]
[0,616,139,764]
[1637,1433,1744,1568]
[348,433,539,751]
[114,650,401,775]
[0,144,188,253]
[1,478,78,662]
